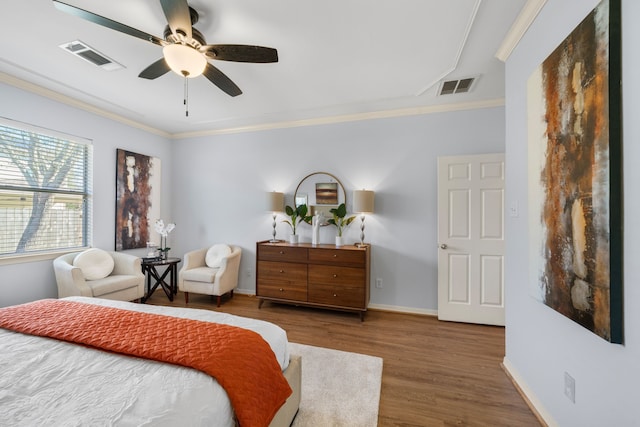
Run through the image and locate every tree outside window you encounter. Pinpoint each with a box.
[0,120,92,256]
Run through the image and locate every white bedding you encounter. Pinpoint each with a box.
[0,297,290,427]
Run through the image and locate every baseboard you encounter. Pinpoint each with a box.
[236,289,438,317]
[367,303,437,317]
[501,357,556,427]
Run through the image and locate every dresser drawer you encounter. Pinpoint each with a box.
[257,261,308,301]
[258,261,307,283]
[308,248,365,265]
[308,283,365,308]
[308,265,365,287]
[258,282,308,301]
[259,245,308,262]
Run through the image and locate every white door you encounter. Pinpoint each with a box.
[437,153,505,326]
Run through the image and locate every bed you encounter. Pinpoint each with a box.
[0,297,301,427]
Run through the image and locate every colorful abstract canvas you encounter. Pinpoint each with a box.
[115,149,162,250]
[527,0,622,343]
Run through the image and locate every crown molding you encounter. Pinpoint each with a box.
[0,72,170,138]
[2,71,504,140]
[172,98,505,139]
[495,0,548,62]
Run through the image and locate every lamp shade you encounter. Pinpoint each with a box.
[353,190,374,213]
[162,44,207,78]
[267,191,284,213]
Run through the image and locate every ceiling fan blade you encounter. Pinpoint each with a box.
[160,0,192,40]
[204,45,279,63]
[138,58,171,79]
[203,64,242,97]
[52,1,163,46]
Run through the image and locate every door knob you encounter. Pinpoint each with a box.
[440,244,448,250]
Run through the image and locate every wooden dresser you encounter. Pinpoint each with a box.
[256,241,371,320]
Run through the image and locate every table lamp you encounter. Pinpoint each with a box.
[267,191,284,242]
[353,189,374,247]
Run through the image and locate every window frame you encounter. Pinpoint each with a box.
[0,117,93,264]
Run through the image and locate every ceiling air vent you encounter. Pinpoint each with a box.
[59,40,124,71]
[439,77,476,96]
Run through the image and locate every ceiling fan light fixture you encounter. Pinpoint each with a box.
[162,44,206,78]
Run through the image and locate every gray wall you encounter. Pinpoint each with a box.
[170,109,505,312]
[0,83,172,307]
[0,77,507,311]
[505,0,640,424]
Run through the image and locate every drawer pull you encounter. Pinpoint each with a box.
[279,250,285,254]
[333,254,337,258]
[279,270,284,273]
[333,293,337,297]
[279,288,284,292]
[332,274,337,278]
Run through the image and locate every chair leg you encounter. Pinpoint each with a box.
[217,295,221,307]
[184,292,189,305]
[230,290,234,299]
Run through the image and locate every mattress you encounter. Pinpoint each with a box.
[0,297,291,426]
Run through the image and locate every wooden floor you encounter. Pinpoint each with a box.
[145,291,539,427]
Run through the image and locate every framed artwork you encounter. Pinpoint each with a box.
[527,0,622,343]
[115,149,162,251]
[315,182,338,205]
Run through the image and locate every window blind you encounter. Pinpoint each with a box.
[0,117,92,256]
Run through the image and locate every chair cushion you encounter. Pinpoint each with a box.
[182,266,219,283]
[87,274,142,296]
[73,248,114,280]
[205,244,231,268]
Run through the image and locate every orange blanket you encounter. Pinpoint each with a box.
[0,299,292,427]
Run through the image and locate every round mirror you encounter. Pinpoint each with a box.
[294,172,346,226]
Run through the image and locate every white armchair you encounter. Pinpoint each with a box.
[179,244,242,306]
[53,250,145,302]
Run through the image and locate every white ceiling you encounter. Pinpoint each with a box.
[0,0,528,136]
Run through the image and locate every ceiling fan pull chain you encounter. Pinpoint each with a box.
[184,74,189,117]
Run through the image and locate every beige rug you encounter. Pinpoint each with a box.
[288,343,383,427]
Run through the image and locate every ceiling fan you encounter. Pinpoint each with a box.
[52,0,278,99]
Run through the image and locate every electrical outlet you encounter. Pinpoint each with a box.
[564,372,575,403]
[246,268,253,278]
[375,278,383,289]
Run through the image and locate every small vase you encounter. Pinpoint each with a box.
[289,234,299,244]
[160,250,168,260]
[335,236,344,247]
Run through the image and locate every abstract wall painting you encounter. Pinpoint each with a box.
[527,0,622,343]
[115,149,162,251]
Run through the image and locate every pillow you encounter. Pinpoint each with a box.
[205,244,232,268]
[73,248,115,280]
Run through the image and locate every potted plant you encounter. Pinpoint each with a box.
[328,203,355,246]
[283,204,311,243]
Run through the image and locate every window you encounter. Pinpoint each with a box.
[0,118,92,257]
